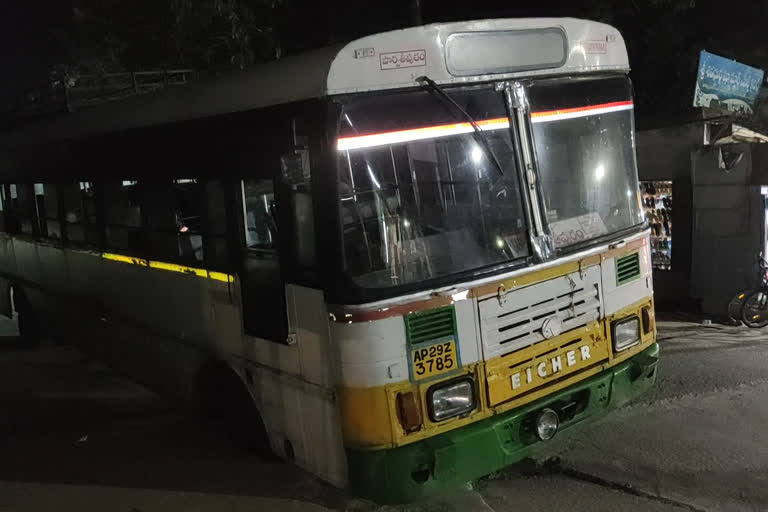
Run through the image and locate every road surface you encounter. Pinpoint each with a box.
[0,316,766,511]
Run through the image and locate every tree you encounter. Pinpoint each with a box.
[58,0,286,74]
[5,0,767,130]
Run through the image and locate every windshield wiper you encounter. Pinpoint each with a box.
[416,76,504,177]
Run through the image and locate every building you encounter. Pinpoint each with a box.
[637,119,768,317]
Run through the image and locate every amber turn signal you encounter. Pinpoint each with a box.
[641,306,655,334]
[396,391,423,433]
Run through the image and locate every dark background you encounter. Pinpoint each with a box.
[1,0,766,129]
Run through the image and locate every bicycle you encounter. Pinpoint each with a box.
[726,254,768,325]
[727,289,750,325]
[736,255,768,328]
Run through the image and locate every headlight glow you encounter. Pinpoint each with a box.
[612,316,641,352]
[428,378,475,422]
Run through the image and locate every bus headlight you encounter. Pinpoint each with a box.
[535,408,560,441]
[612,316,640,352]
[428,377,475,422]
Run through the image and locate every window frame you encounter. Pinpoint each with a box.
[141,177,233,270]
[15,183,39,237]
[101,179,147,256]
[525,73,645,257]
[36,183,65,241]
[241,178,278,254]
[59,181,102,247]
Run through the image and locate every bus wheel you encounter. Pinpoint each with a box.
[13,289,40,349]
[193,360,272,456]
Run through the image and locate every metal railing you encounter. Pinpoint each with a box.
[65,69,198,109]
[1,69,198,124]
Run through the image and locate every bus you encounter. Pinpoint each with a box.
[0,18,657,502]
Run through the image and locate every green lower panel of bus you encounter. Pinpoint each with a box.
[347,343,659,503]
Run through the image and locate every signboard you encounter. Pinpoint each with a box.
[379,50,426,70]
[693,50,764,116]
[550,212,608,248]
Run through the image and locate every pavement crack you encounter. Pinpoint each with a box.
[548,463,707,512]
[473,490,497,512]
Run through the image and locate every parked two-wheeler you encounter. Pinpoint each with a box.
[727,255,768,328]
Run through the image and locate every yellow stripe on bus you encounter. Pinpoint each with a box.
[148,260,208,277]
[102,252,148,266]
[101,252,234,283]
[208,271,235,283]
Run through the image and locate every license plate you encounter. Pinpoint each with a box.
[411,340,458,380]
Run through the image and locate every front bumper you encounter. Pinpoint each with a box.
[347,342,659,503]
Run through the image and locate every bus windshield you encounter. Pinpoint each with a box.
[528,76,644,250]
[337,88,530,289]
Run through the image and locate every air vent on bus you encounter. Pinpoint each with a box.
[405,306,456,345]
[478,266,602,360]
[616,252,641,286]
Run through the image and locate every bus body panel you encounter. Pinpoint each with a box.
[335,233,654,450]
[345,342,659,503]
[326,18,629,95]
[333,235,656,501]
[0,236,349,488]
[239,284,348,487]
[602,242,654,316]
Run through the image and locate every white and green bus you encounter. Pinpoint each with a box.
[0,18,657,502]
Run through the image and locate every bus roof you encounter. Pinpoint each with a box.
[2,18,627,146]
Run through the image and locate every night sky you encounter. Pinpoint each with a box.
[1,0,766,128]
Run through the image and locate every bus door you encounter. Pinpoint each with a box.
[238,114,319,346]
[240,178,288,343]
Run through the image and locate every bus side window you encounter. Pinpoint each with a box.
[62,183,84,242]
[279,120,318,276]
[39,183,62,240]
[62,181,99,245]
[82,182,100,246]
[202,180,230,270]
[241,178,285,342]
[292,190,315,268]
[243,179,277,250]
[147,179,204,264]
[104,180,144,255]
[4,184,19,233]
[0,185,6,232]
[17,184,37,235]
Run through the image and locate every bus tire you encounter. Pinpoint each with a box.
[192,360,272,456]
[13,288,40,349]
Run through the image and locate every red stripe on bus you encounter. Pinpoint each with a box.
[530,100,634,119]
[337,117,509,150]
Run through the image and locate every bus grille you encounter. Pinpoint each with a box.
[478,266,602,360]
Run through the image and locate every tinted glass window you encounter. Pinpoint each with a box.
[528,76,643,249]
[150,179,204,263]
[17,185,36,235]
[40,183,62,240]
[62,181,99,245]
[242,179,277,250]
[105,181,144,253]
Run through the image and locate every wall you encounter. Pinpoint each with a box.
[636,124,704,180]
[637,124,768,316]
[689,144,764,316]
[636,124,702,310]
